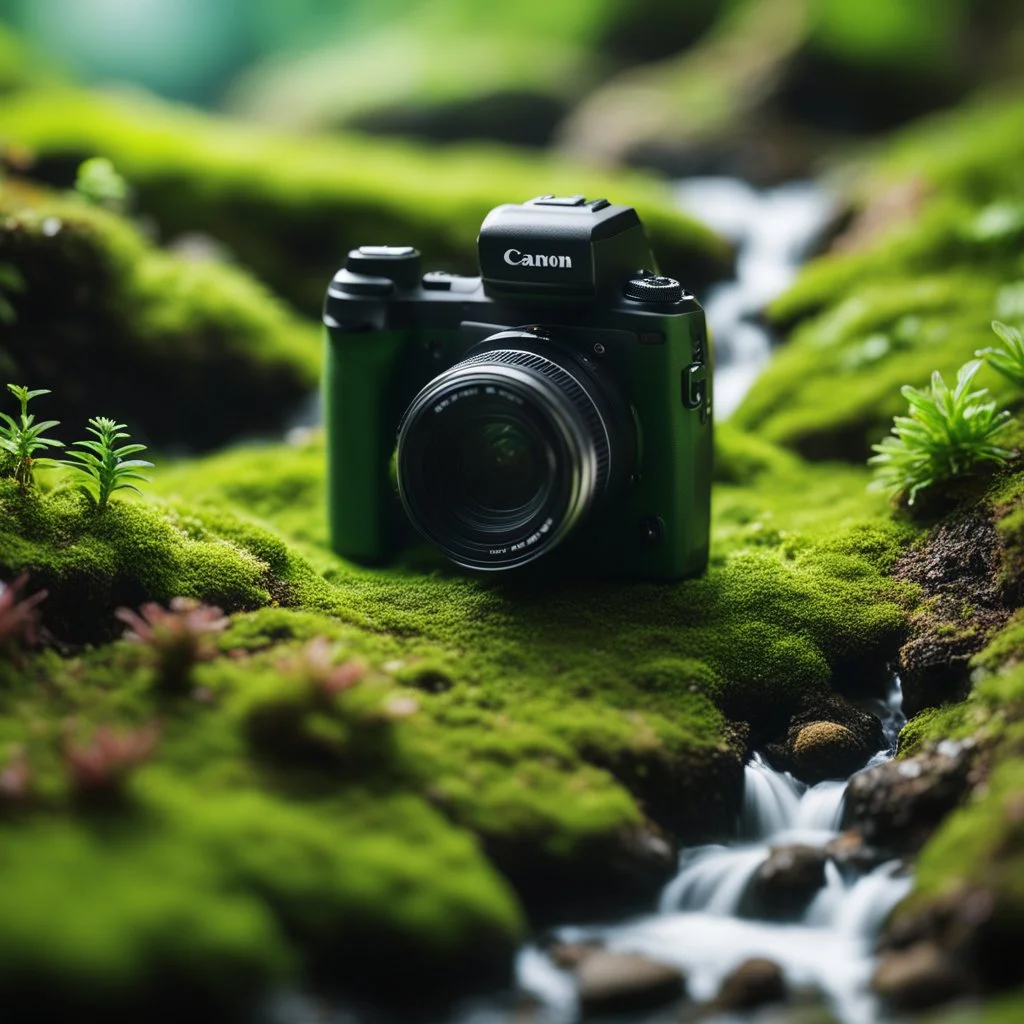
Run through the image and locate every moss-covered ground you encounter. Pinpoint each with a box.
[0,410,917,1015]
[2,31,1024,1022]
[733,92,1024,461]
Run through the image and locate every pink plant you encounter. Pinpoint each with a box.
[0,573,48,651]
[63,721,160,799]
[0,745,32,805]
[280,636,367,698]
[114,597,229,691]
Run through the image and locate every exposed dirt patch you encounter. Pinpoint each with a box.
[893,508,1013,717]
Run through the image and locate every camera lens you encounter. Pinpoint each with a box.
[396,333,631,570]
[454,420,546,519]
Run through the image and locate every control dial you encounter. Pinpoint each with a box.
[624,273,684,304]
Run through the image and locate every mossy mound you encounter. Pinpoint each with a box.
[733,93,1024,460]
[0,89,731,317]
[0,771,522,1019]
[0,480,342,643]
[149,429,913,742]
[0,187,320,450]
[883,475,1024,1001]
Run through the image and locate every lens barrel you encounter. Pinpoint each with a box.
[396,334,625,570]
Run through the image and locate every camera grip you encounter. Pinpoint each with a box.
[323,327,408,563]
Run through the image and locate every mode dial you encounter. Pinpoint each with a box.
[624,273,684,304]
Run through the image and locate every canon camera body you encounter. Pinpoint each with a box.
[322,194,712,580]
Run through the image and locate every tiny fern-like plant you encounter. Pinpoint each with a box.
[869,359,1014,506]
[61,416,153,510]
[0,385,63,490]
[977,320,1024,388]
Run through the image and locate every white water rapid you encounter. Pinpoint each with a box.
[509,676,910,1024]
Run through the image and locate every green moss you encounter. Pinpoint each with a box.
[913,756,1024,903]
[0,188,320,450]
[928,992,1024,1024]
[0,88,731,317]
[737,92,1024,461]
[0,774,521,1018]
[0,480,343,643]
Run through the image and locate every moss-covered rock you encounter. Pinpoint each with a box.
[0,187,320,450]
[0,480,341,643]
[734,93,1024,460]
[0,773,522,1019]
[0,89,731,316]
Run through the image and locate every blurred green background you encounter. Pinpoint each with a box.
[2,0,1022,181]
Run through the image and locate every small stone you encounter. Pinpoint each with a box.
[872,943,967,1011]
[790,721,865,782]
[549,941,602,970]
[715,957,788,1010]
[742,844,827,920]
[575,951,685,1016]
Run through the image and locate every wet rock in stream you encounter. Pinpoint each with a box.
[872,941,971,1012]
[713,957,789,1010]
[740,844,828,920]
[842,740,977,855]
[765,694,886,784]
[574,951,686,1016]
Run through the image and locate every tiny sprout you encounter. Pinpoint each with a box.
[977,321,1024,389]
[0,384,63,490]
[63,721,160,802]
[115,597,229,693]
[61,416,153,510]
[869,359,1014,506]
[74,157,128,210]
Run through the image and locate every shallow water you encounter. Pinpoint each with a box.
[674,177,836,419]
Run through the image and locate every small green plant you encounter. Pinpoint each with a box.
[869,359,1014,505]
[0,385,63,490]
[61,416,153,510]
[977,320,1024,388]
[0,263,23,325]
[74,157,128,210]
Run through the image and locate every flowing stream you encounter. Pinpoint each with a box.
[503,677,909,1024]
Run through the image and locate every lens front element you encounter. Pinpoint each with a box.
[396,338,620,570]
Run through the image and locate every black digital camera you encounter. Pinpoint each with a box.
[322,195,712,580]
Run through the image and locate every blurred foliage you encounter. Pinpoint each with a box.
[0,89,731,315]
